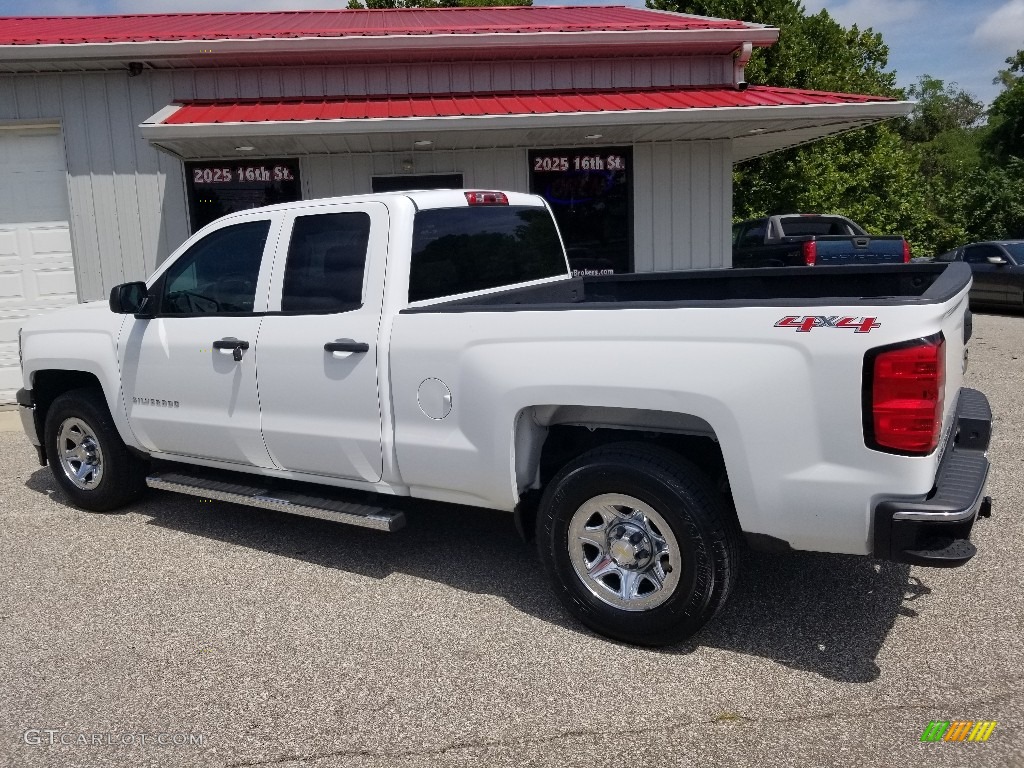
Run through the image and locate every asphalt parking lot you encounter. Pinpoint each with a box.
[1,312,1022,768]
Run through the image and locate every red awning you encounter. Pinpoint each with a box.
[160,86,895,125]
[140,84,910,162]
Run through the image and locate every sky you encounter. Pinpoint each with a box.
[0,0,1021,105]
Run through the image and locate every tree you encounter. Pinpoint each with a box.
[985,50,1024,164]
[957,159,1024,240]
[647,0,898,95]
[888,75,987,250]
[993,49,1024,90]
[645,2,948,250]
[901,75,984,144]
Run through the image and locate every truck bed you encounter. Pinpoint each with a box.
[405,263,968,312]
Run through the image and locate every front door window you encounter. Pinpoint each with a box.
[158,221,269,314]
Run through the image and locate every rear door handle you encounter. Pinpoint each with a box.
[213,337,250,361]
[324,339,369,354]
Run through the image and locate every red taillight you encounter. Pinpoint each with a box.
[802,240,817,266]
[865,336,945,455]
[465,191,508,206]
[902,239,912,263]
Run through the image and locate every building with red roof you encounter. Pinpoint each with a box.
[0,6,909,401]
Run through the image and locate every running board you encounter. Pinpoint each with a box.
[146,471,405,532]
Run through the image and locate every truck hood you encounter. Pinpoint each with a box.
[21,300,119,334]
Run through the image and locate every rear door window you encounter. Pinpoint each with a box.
[281,212,370,313]
[409,206,566,302]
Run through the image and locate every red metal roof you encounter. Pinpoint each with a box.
[0,7,753,46]
[161,86,894,125]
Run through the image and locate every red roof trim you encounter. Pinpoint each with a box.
[0,7,756,46]
[161,86,895,125]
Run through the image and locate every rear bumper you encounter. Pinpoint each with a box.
[872,388,992,567]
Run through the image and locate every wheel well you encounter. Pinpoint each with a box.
[538,425,728,493]
[29,370,104,449]
[514,415,735,543]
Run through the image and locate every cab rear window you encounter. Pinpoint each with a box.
[409,206,566,302]
[779,217,865,237]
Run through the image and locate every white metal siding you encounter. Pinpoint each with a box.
[633,141,733,272]
[303,149,531,199]
[0,60,736,300]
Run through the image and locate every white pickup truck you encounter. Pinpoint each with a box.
[16,189,992,645]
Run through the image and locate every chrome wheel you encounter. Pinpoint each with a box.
[57,417,104,491]
[567,493,681,611]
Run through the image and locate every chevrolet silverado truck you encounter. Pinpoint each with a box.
[16,190,992,646]
[733,214,911,267]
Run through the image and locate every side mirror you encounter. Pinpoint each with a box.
[109,281,149,314]
[986,255,1008,266]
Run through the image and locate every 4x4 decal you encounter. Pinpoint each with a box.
[775,316,881,333]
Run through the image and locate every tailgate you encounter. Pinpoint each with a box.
[815,236,907,265]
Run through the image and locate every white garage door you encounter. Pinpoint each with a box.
[0,128,78,404]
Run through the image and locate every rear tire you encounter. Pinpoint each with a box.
[537,442,738,646]
[44,388,148,512]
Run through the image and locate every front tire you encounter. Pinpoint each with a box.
[537,443,738,646]
[44,388,147,512]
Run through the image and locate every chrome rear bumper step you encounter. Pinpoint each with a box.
[146,471,405,532]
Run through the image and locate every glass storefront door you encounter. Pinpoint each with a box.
[185,159,302,233]
[529,147,632,276]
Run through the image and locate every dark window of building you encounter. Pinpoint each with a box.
[186,159,301,233]
[281,212,371,313]
[529,147,632,276]
[159,220,270,314]
[409,206,566,302]
[371,174,464,193]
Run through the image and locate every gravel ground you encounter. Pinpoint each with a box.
[1,312,1022,768]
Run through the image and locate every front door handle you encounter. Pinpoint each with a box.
[213,337,250,361]
[324,340,369,354]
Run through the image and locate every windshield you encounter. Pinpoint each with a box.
[1000,243,1024,263]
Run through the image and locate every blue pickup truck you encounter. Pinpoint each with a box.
[732,214,911,268]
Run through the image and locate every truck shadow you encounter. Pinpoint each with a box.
[26,469,925,683]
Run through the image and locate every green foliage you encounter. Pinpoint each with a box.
[961,159,1024,239]
[901,75,984,143]
[733,126,940,254]
[647,0,897,95]
[970,55,1024,239]
[985,53,1024,164]
[993,50,1024,90]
